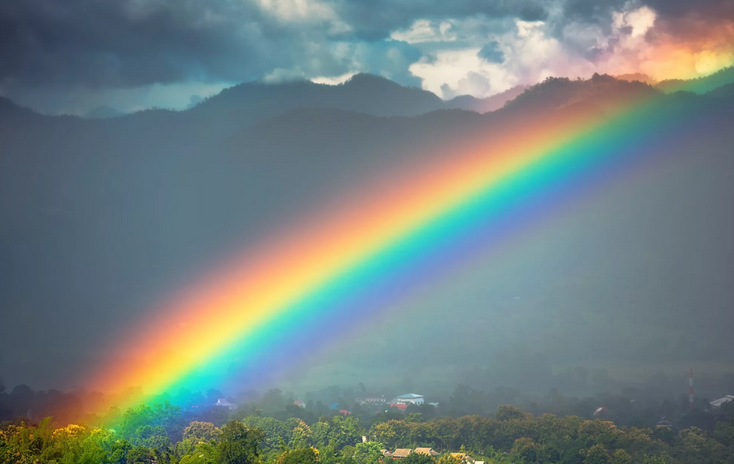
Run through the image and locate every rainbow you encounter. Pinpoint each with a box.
[89,91,698,408]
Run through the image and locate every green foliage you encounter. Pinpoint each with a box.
[352,441,384,464]
[127,445,156,464]
[583,443,611,464]
[218,420,265,464]
[179,442,219,464]
[3,400,734,464]
[185,421,222,443]
[401,451,435,464]
[495,406,525,422]
[276,447,320,464]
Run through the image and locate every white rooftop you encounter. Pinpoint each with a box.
[710,395,734,407]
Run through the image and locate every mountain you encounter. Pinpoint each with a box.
[84,106,127,119]
[1,74,734,390]
[656,66,734,94]
[705,82,734,99]
[444,85,528,113]
[502,73,659,115]
[614,73,657,85]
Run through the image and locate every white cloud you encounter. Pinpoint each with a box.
[390,19,458,43]
[311,72,355,85]
[408,18,591,99]
[256,0,351,33]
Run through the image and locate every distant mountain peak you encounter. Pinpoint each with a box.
[343,73,394,84]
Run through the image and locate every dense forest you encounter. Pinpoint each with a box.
[2,399,734,464]
[3,380,734,464]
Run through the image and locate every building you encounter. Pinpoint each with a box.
[214,398,236,410]
[356,395,389,405]
[393,393,425,405]
[389,403,408,412]
[656,417,673,428]
[293,400,305,408]
[710,395,734,408]
[392,449,413,459]
[413,448,440,457]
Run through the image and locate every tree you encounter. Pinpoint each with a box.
[352,441,384,464]
[437,455,462,464]
[218,420,264,464]
[179,442,219,464]
[495,405,525,422]
[277,447,320,464]
[127,445,156,464]
[184,422,222,443]
[583,444,611,464]
[402,452,435,464]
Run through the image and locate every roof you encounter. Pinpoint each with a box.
[414,448,439,456]
[392,449,412,458]
[390,403,408,411]
[397,393,424,399]
[710,395,734,407]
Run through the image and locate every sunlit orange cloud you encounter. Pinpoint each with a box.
[640,12,734,80]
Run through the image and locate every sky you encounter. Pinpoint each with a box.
[1,0,733,115]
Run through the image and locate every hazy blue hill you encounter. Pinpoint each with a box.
[444,85,528,113]
[182,74,446,142]
[705,82,734,99]
[657,66,734,94]
[501,73,659,115]
[2,74,734,390]
[84,106,127,119]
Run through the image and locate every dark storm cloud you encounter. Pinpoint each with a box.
[0,0,260,88]
[0,0,551,93]
[0,0,377,92]
[0,0,731,110]
[333,0,549,40]
[561,0,733,24]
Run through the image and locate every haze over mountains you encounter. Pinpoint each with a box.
[2,71,734,399]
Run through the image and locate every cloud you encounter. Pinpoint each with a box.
[0,0,422,113]
[0,0,731,113]
[478,41,505,63]
[406,1,733,99]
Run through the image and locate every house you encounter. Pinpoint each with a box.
[656,417,673,428]
[413,448,440,457]
[293,400,305,408]
[710,395,734,408]
[338,409,352,416]
[392,449,412,459]
[593,406,611,419]
[382,450,392,458]
[389,403,408,412]
[450,453,475,463]
[356,395,389,405]
[214,398,236,410]
[393,393,425,405]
